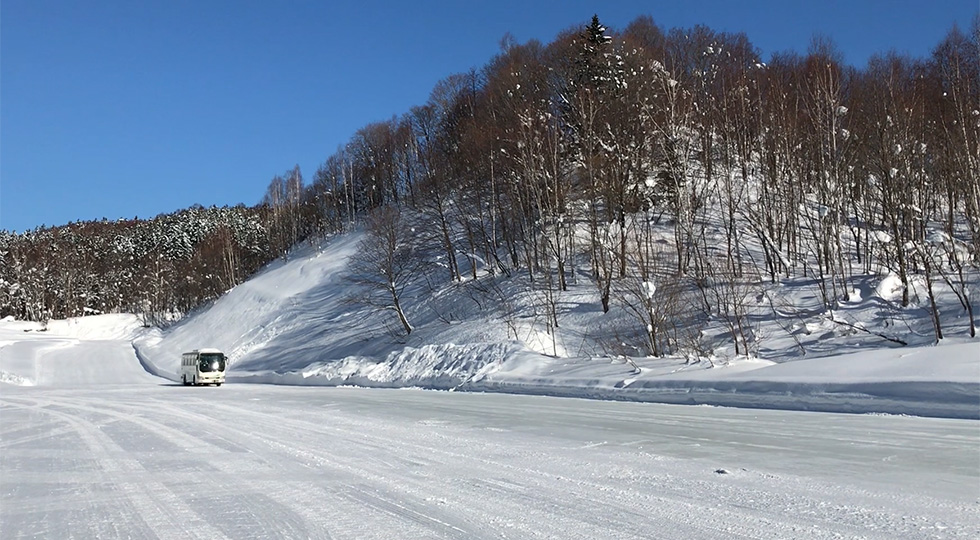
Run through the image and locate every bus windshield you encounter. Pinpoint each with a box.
[198,353,226,372]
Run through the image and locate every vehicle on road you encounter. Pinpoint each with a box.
[180,349,226,386]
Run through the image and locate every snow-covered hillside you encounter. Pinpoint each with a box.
[106,231,978,419]
[2,227,976,418]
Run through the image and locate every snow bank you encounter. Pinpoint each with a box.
[230,342,515,389]
[467,343,980,419]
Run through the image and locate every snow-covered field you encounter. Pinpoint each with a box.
[2,372,978,538]
[1,233,978,538]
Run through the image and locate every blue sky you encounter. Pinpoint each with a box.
[2,0,976,233]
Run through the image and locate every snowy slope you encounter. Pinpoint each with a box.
[135,235,369,377]
[122,232,980,419]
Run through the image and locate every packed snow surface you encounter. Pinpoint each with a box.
[2,382,978,539]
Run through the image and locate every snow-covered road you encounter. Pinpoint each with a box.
[2,382,977,539]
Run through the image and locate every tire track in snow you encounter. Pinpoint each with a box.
[159,399,511,539]
[54,394,346,540]
[6,387,975,539]
[199,396,977,539]
[1,396,228,540]
[195,400,789,539]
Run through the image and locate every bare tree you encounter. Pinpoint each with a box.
[698,255,761,357]
[929,22,979,337]
[310,152,355,236]
[409,100,462,283]
[262,166,305,259]
[346,206,423,335]
[614,226,685,357]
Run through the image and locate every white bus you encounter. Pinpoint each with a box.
[180,349,226,386]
